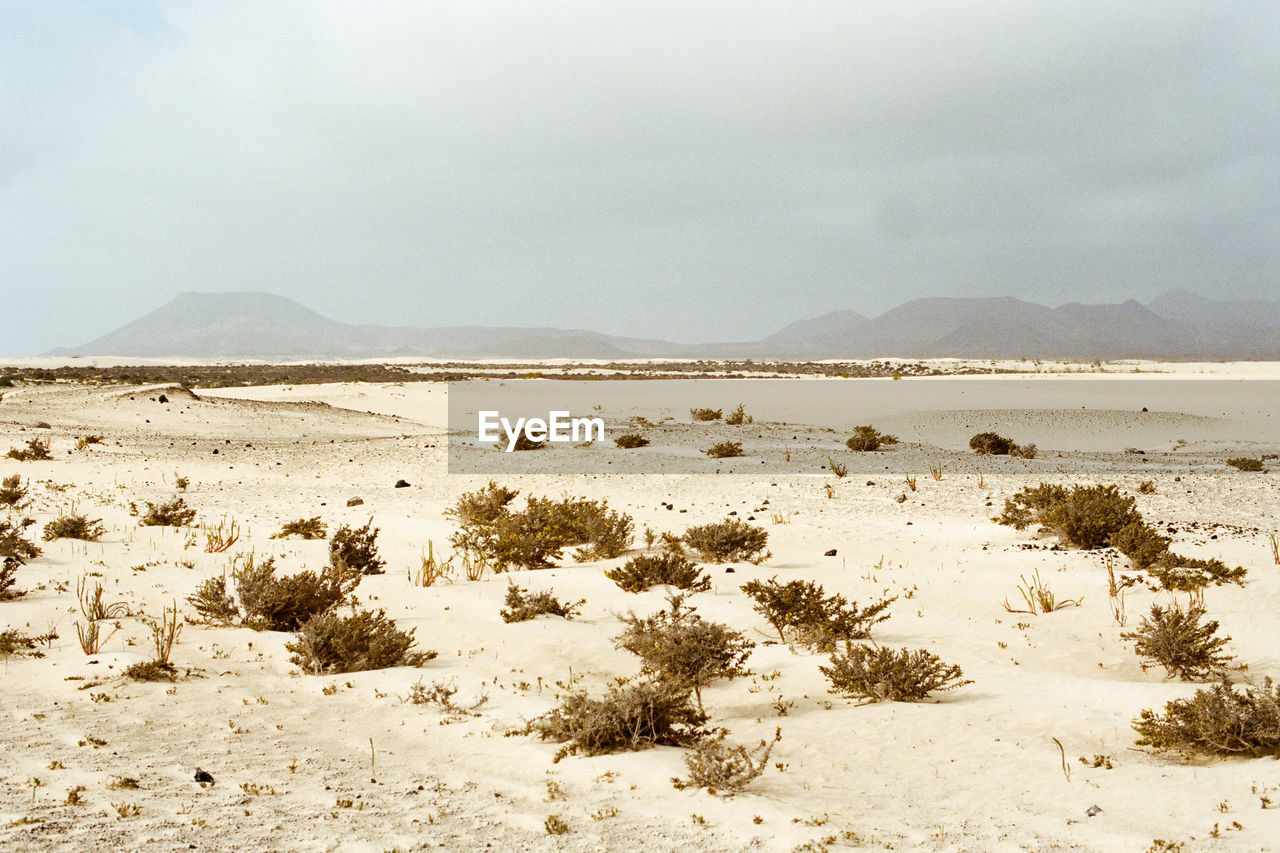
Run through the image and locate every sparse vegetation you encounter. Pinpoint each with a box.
[997,483,1139,549]
[0,629,56,658]
[683,518,769,563]
[672,729,781,796]
[235,555,360,631]
[329,518,385,575]
[969,431,1037,458]
[821,643,971,703]
[605,551,711,593]
[703,440,744,459]
[187,574,240,624]
[272,516,327,540]
[613,433,649,449]
[500,582,585,623]
[1113,521,1170,570]
[287,608,434,674]
[6,438,52,461]
[724,404,753,425]
[845,426,898,452]
[1133,677,1280,757]
[42,514,105,542]
[139,497,196,527]
[690,408,722,422]
[827,456,847,478]
[1001,569,1081,614]
[0,474,28,507]
[528,680,706,762]
[0,519,42,562]
[1225,457,1265,472]
[0,560,23,601]
[1122,604,1234,681]
[741,577,894,650]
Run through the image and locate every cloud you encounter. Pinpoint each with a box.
[1,0,1276,353]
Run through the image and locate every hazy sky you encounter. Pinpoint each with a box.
[2,1,1277,354]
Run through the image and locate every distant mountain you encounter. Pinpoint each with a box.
[49,289,1280,361]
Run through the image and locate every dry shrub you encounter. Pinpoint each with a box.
[969,431,1036,457]
[683,518,769,563]
[0,519,41,562]
[845,425,898,452]
[186,575,239,625]
[6,438,52,461]
[0,475,28,508]
[703,440,744,459]
[0,560,22,601]
[235,556,359,631]
[528,680,706,762]
[0,628,56,658]
[287,608,434,674]
[500,582,584,623]
[1133,677,1280,758]
[605,551,710,593]
[741,577,893,650]
[724,404,752,426]
[272,516,327,540]
[1225,457,1265,472]
[1148,553,1247,591]
[997,483,1139,549]
[615,596,753,710]
[125,660,178,682]
[43,514,105,542]
[690,408,722,422]
[821,643,971,703]
[139,497,196,527]
[613,433,649,449]
[1122,604,1234,681]
[329,518,384,575]
[672,729,781,796]
[1113,521,1171,570]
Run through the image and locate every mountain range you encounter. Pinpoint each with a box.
[48,289,1280,361]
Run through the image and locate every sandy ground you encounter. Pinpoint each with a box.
[2,375,1279,852]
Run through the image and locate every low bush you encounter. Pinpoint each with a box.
[968,432,1037,457]
[605,551,710,593]
[235,556,360,631]
[690,408,722,422]
[613,433,649,449]
[1148,553,1247,592]
[448,483,634,569]
[1,560,23,601]
[6,438,52,461]
[672,729,781,796]
[1113,521,1170,570]
[1133,677,1280,757]
[0,628,57,658]
[1226,457,1265,472]
[43,514,106,542]
[0,519,41,562]
[186,575,239,625]
[683,518,769,563]
[125,660,178,682]
[329,519,384,575]
[704,441,744,459]
[724,404,752,426]
[272,517,327,540]
[615,598,753,710]
[0,475,27,507]
[741,577,893,650]
[820,643,971,702]
[845,426,898,452]
[1137,480,1157,494]
[139,497,196,527]
[1122,604,1234,681]
[500,582,584,623]
[996,483,1140,549]
[528,680,706,761]
[287,608,434,674]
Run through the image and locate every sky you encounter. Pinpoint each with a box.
[1,1,1277,354]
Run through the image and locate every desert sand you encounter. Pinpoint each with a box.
[2,369,1278,852]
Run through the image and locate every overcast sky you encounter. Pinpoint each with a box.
[2,1,1276,354]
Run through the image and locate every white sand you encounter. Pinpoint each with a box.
[2,373,1279,851]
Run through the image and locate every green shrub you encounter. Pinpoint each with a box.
[1133,677,1280,757]
[448,484,633,569]
[724,404,752,426]
[969,431,1036,457]
[613,433,649,449]
[690,408,722,422]
[1226,457,1265,472]
[615,598,753,710]
[528,680,706,761]
[1122,604,1234,681]
[235,556,359,631]
[683,518,769,563]
[0,475,27,508]
[1,560,23,601]
[1148,552,1247,591]
[1113,521,1171,569]
[6,438,52,461]
[329,518,385,575]
[272,516,327,540]
[703,441,744,459]
[997,483,1139,548]
[672,729,780,796]
[42,514,105,542]
[741,577,893,650]
[0,628,56,658]
[0,519,41,562]
[186,575,239,625]
[820,643,971,703]
[845,426,898,452]
[605,551,710,593]
[500,582,585,623]
[287,608,434,674]
[139,497,196,527]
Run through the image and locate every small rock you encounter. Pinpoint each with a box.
[194,768,214,784]
[33,421,51,429]
[1086,805,1102,817]
[896,494,907,503]
[724,567,735,574]
[824,549,837,557]
[158,394,169,403]
[347,497,364,507]
[865,480,875,486]
[394,479,410,488]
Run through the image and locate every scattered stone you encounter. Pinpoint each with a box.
[194,768,214,785]
[394,479,410,488]
[1086,805,1102,817]
[158,394,169,403]
[865,480,875,486]
[724,567,735,574]
[347,497,364,507]
[824,549,837,557]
